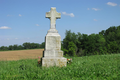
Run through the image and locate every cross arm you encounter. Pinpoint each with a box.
[46,12,51,18]
[56,13,61,19]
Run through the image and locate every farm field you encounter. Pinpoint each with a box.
[0,49,44,61]
[0,53,120,79]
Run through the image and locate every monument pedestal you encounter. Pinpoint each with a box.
[42,32,67,67]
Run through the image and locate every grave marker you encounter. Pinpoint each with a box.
[42,7,67,67]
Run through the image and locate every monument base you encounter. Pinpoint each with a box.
[42,57,67,67]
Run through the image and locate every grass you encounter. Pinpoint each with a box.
[0,54,120,80]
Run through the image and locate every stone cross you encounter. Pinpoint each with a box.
[42,7,67,67]
[46,7,61,29]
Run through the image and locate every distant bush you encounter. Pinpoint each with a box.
[0,42,45,51]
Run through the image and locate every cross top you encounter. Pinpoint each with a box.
[46,7,61,29]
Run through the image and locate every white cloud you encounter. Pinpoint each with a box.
[87,8,90,10]
[107,2,117,6]
[0,26,11,29]
[15,38,18,39]
[92,8,100,11]
[94,19,97,21]
[36,24,39,26]
[19,14,22,16]
[62,12,75,17]
[7,38,10,40]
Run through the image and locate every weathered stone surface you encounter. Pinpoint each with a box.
[42,57,67,67]
[45,33,61,50]
[46,7,61,29]
[42,7,67,67]
[44,50,63,57]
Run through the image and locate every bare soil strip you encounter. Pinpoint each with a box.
[0,49,44,61]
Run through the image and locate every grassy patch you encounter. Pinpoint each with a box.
[0,54,120,80]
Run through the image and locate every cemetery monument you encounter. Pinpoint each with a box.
[42,7,67,67]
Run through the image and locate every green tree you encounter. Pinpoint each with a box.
[63,30,78,49]
[62,30,80,56]
[23,42,31,49]
[0,46,8,51]
[30,43,40,49]
[30,43,35,49]
[76,32,82,55]
[103,26,120,53]
[8,45,13,50]
[99,30,105,36]
[80,34,89,54]
[95,34,106,54]
[40,42,45,48]
[18,45,23,50]
[13,44,18,50]
[67,41,77,56]
[109,41,119,53]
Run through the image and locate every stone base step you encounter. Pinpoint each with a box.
[42,57,67,67]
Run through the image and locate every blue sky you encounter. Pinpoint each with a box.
[0,0,120,47]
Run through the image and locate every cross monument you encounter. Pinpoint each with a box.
[42,7,67,67]
[46,7,61,29]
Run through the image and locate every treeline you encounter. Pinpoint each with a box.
[1,25,120,57]
[62,25,120,56]
[0,42,45,51]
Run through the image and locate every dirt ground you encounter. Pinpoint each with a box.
[0,49,44,61]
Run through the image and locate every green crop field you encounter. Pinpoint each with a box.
[0,54,120,80]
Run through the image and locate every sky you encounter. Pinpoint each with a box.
[0,0,120,47]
